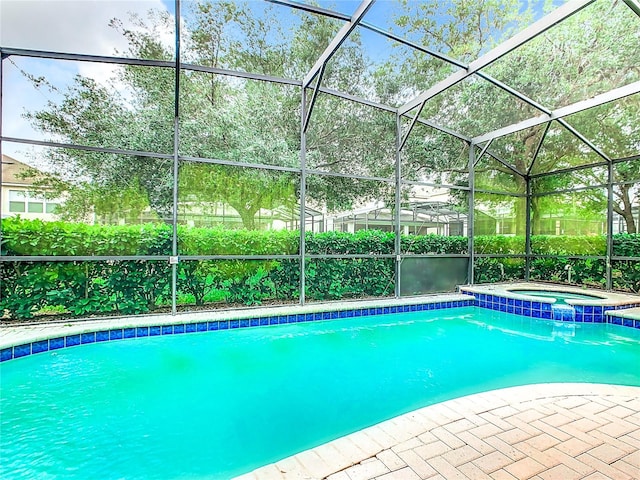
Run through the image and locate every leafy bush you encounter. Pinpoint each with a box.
[178,228,298,255]
[402,234,467,254]
[473,258,526,284]
[1,218,173,256]
[612,260,640,293]
[531,235,606,255]
[306,230,394,255]
[475,235,525,255]
[1,217,638,319]
[529,257,606,288]
[613,234,640,257]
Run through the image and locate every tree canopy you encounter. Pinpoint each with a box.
[20,0,639,231]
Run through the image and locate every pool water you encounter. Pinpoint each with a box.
[509,289,602,305]
[2,307,639,479]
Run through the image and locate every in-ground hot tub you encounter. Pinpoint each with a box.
[459,282,640,324]
[506,288,606,305]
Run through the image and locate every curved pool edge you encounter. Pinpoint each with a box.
[3,287,640,363]
[0,294,475,362]
[236,383,640,480]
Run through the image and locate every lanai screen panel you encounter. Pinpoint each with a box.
[562,95,640,161]
[306,94,396,178]
[179,72,301,168]
[1,0,176,59]
[179,0,345,78]
[402,122,470,186]
[2,57,175,154]
[419,75,542,139]
[338,24,462,107]
[482,1,640,111]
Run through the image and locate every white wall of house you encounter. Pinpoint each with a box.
[1,184,62,221]
[1,155,62,221]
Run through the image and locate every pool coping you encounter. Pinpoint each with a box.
[459,282,640,307]
[234,382,640,480]
[0,294,474,361]
[607,306,640,321]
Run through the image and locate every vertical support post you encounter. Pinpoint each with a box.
[171,0,181,315]
[468,143,475,285]
[394,113,402,298]
[299,89,307,305]
[525,176,532,281]
[606,161,614,290]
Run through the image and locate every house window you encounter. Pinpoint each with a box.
[8,190,60,215]
[28,201,44,213]
[8,190,26,213]
[46,203,59,214]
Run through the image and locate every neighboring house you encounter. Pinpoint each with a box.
[327,201,467,236]
[1,154,62,221]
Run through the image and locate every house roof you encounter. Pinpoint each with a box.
[2,155,38,186]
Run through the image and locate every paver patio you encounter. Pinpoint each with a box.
[236,384,640,480]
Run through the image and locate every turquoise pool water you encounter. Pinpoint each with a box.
[1,307,639,479]
[509,289,603,305]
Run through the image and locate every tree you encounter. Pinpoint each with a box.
[387,0,639,234]
[24,1,393,228]
[22,0,638,232]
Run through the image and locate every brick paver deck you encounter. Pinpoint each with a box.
[235,384,640,480]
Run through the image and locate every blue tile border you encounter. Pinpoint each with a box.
[14,344,31,358]
[96,331,110,342]
[81,333,96,344]
[2,295,635,361]
[0,298,478,363]
[460,288,640,332]
[32,340,49,354]
[0,347,12,362]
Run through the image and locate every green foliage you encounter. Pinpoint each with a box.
[2,218,640,319]
[613,234,640,257]
[473,258,526,284]
[305,258,395,301]
[531,235,606,256]
[612,260,640,293]
[0,260,171,318]
[475,234,640,290]
[306,230,394,255]
[1,217,173,256]
[178,227,298,255]
[402,234,467,254]
[474,235,525,255]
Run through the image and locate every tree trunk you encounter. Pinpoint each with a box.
[531,195,542,235]
[622,210,637,234]
[229,204,259,230]
[514,196,527,236]
[614,183,637,234]
[513,176,527,236]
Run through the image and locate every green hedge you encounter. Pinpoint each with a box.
[1,218,639,319]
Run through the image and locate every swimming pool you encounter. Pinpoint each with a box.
[2,307,639,479]
[508,289,604,305]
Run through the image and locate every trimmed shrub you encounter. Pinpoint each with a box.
[1,217,638,319]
